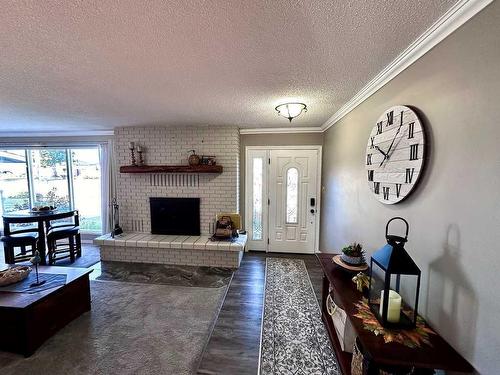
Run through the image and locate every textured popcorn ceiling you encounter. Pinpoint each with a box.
[0,0,457,133]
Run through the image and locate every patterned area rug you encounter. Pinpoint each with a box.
[260,258,339,375]
[0,280,227,374]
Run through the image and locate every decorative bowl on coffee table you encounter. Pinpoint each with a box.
[0,266,31,286]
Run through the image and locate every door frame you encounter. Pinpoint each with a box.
[245,145,322,253]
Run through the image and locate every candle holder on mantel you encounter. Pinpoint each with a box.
[129,142,137,166]
[136,145,145,166]
[368,217,421,329]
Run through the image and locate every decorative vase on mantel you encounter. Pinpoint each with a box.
[188,150,200,166]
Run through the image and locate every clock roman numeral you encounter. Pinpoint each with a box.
[370,136,375,149]
[386,111,394,126]
[405,168,415,184]
[367,170,374,182]
[374,182,380,195]
[408,122,415,139]
[395,183,402,198]
[376,122,383,135]
[366,154,372,165]
[410,144,419,160]
[383,186,390,200]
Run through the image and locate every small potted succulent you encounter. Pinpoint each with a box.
[341,242,365,265]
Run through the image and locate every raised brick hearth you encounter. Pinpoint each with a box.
[94,232,247,268]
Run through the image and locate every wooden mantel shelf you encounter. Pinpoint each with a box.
[119,165,223,174]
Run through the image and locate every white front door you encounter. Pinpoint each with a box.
[245,147,321,254]
[268,149,319,253]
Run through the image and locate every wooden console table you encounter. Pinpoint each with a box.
[317,253,474,374]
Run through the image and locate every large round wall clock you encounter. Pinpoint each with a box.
[365,105,426,204]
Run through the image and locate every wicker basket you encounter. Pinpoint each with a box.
[0,266,32,286]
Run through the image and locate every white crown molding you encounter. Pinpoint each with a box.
[0,130,115,138]
[321,0,493,132]
[239,126,323,135]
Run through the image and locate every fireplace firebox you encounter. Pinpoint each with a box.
[149,197,200,236]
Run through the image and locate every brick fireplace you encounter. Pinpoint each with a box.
[94,125,245,268]
[114,125,239,234]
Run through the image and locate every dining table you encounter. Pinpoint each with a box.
[2,209,75,265]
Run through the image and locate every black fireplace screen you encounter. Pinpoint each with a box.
[149,197,200,236]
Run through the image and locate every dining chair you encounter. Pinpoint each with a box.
[1,218,39,264]
[46,210,81,265]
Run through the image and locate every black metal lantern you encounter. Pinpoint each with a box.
[368,217,421,329]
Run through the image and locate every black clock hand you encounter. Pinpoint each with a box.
[374,145,388,157]
[379,135,398,167]
[380,119,404,166]
[386,126,402,155]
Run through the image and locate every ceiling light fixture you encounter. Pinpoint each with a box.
[275,102,307,122]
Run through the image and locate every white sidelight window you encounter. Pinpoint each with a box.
[252,157,263,241]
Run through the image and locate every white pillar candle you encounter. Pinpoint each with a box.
[129,142,135,149]
[136,145,142,152]
[379,290,402,323]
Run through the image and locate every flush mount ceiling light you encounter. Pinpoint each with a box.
[275,102,307,122]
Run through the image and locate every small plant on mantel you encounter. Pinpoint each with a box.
[340,242,366,265]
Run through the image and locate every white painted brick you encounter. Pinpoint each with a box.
[114,126,239,235]
[100,243,242,268]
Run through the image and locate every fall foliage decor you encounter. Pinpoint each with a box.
[353,298,436,348]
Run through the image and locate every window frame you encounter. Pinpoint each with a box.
[0,144,104,234]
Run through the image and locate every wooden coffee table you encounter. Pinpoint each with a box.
[0,264,92,356]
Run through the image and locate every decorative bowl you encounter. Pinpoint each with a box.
[341,254,365,265]
[332,255,368,272]
[30,206,57,215]
[0,266,32,286]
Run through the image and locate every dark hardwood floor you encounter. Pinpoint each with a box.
[197,251,324,375]
[1,241,326,374]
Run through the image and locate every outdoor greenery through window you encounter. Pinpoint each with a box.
[0,147,102,232]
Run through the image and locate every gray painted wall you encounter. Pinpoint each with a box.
[239,132,323,227]
[320,3,499,373]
